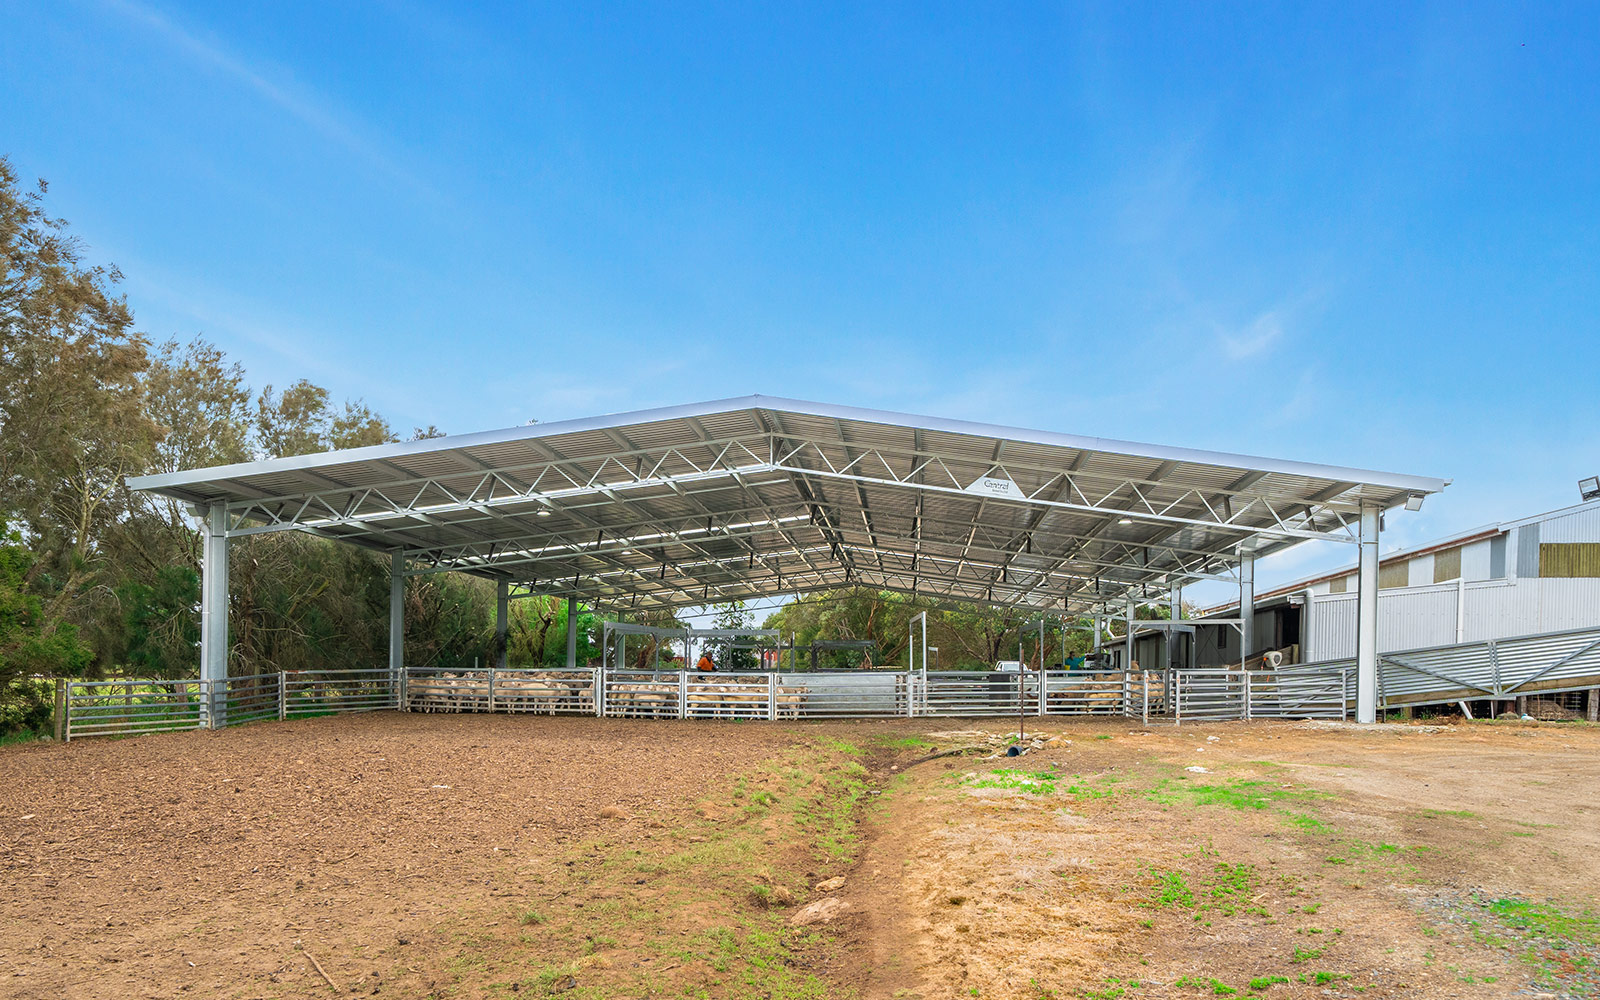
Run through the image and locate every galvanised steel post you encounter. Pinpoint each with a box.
[1169,585,1182,674]
[1239,551,1256,668]
[1356,503,1380,724]
[1123,599,1134,672]
[200,503,230,729]
[496,581,508,670]
[390,551,405,709]
[565,596,579,669]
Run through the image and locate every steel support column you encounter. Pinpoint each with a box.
[390,551,404,704]
[1124,598,1135,671]
[1169,585,1182,669]
[1239,552,1256,666]
[496,581,509,669]
[200,504,229,728]
[1356,503,1381,723]
[565,595,579,669]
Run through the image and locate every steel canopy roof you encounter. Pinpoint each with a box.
[127,395,1449,615]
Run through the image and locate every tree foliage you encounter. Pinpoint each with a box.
[0,156,523,721]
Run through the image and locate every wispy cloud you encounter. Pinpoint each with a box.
[1215,308,1287,360]
[102,0,434,198]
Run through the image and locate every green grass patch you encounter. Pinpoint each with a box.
[1147,776,1329,812]
[871,734,933,749]
[966,768,1059,795]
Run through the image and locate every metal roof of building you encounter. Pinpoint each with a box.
[1196,497,1600,616]
[127,395,1448,614]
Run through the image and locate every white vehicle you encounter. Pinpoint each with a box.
[993,660,1023,672]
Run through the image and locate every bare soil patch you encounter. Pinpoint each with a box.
[847,718,1600,999]
[0,713,866,999]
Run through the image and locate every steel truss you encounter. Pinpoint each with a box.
[202,429,1373,614]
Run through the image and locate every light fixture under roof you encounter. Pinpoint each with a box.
[1118,517,1132,525]
[535,508,552,517]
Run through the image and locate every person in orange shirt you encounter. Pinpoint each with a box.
[696,652,716,672]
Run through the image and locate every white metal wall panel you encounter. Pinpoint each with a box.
[1309,593,1357,660]
[1305,578,1600,662]
[1460,539,1493,581]
[1382,584,1461,650]
[1536,579,1600,631]
[1408,554,1436,588]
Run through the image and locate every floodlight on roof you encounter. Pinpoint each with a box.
[1581,477,1600,502]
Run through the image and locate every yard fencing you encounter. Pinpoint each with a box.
[70,656,1537,740]
[62,669,398,741]
[1173,667,1350,725]
[1303,625,1600,710]
[401,667,1171,722]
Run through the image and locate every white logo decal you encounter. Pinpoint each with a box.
[965,476,1026,501]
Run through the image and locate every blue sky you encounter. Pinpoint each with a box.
[4,1,1598,605]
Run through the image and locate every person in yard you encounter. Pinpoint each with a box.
[696,651,716,672]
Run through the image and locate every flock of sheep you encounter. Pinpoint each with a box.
[405,669,805,719]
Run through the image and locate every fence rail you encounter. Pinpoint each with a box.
[57,654,1472,740]
[64,678,208,740]
[63,669,401,740]
[1302,624,1600,710]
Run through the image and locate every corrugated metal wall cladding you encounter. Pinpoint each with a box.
[1517,523,1541,578]
[1309,626,1600,704]
[1460,539,1492,580]
[1305,579,1600,665]
[1533,505,1600,543]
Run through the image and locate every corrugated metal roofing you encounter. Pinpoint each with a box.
[126,395,1448,614]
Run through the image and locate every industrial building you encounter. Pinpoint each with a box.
[1127,499,1600,671]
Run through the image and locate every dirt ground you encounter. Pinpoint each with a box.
[3,713,1599,1000]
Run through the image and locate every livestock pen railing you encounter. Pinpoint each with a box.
[401,667,1172,722]
[56,664,1376,740]
[62,669,399,740]
[1173,668,1350,724]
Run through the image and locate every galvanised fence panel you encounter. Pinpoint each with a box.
[1306,625,1600,709]
[489,669,596,715]
[406,668,491,713]
[921,671,1033,717]
[685,674,777,721]
[1175,670,1248,724]
[218,673,281,727]
[283,669,397,716]
[776,671,909,719]
[65,679,207,740]
[1042,671,1135,717]
[604,671,685,719]
[1246,667,1347,720]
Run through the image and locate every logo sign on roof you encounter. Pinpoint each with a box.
[965,475,1027,501]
